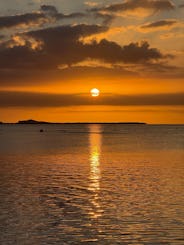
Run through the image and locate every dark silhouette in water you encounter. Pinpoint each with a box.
[40,129,44,132]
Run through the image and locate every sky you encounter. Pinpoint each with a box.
[0,0,183,123]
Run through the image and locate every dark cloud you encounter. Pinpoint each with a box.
[40,5,58,14]
[0,24,108,69]
[0,24,167,70]
[141,19,178,29]
[0,66,138,87]
[91,0,175,13]
[0,91,183,107]
[40,5,86,19]
[1,63,183,88]
[84,40,165,64]
[0,12,48,30]
[0,5,86,30]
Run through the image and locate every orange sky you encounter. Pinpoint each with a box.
[0,0,183,123]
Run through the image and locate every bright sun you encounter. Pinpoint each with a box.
[90,88,100,97]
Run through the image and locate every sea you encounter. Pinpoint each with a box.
[0,123,184,244]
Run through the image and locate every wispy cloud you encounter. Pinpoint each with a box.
[90,0,175,18]
[141,19,178,29]
[0,91,183,107]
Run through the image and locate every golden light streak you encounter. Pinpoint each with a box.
[88,124,103,218]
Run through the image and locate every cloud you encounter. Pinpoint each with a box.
[94,12,115,25]
[160,32,184,39]
[126,61,184,78]
[139,19,183,32]
[141,19,178,29]
[40,5,58,15]
[0,24,107,68]
[5,34,43,50]
[0,91,183,107]
[40,5,86,19]
[0,5,86,30]
[0,66,138,88]
[85,2,99,7]
[90,0,175,18]
[0,24,168,70]
[85,40,165,64]
[80,26,127,43]
[101,0,175,12]
[0,12,48,30]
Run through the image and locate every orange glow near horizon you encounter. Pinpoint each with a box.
[1,105,184,124]
[2,77,183,95]
[0,65,183,124]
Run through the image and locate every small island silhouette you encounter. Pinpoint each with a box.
[16,119,146,125]
[17,119,51,124]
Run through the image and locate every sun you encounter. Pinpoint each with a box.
[90,88,100,97]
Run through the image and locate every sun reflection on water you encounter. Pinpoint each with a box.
[88,124,103,218]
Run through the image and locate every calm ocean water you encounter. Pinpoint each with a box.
[0,124,184,244]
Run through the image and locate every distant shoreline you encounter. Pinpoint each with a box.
[16,122,147,125]
[0,120,183,125]
[1,119,147,125]
[0,122,147,125]
[1,122,184,125]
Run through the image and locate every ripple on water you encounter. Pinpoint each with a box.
[0,124,184,244]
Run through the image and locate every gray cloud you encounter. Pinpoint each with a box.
[90,0,175,21]
[100,0,175,12]
[40,5,86,19]
[0,24,108,69]
[0,12,48,30]
[141,19,178,29]
[0,5,86,30]
[0,91,183,107]
[85,40,165,64]
[0,66,138,87]
[0,24,167,70]
[89,1,176,26]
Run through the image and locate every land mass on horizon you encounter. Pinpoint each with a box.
[17,119,51,124]
[16,119,146,125]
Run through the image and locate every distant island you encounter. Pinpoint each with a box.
[0,122,3,124]
[17,119,51,124]
[16,119,146,125]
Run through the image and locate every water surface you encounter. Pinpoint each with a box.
[0,124,184,244]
